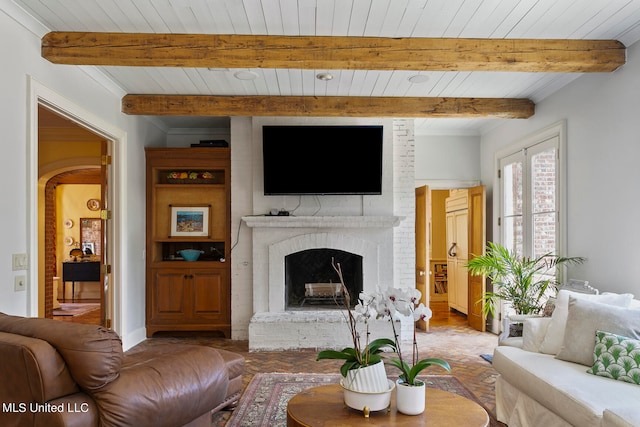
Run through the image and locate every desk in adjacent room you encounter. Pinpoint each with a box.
[62,261,100,301]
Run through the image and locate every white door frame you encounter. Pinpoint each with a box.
[27,76,125,334]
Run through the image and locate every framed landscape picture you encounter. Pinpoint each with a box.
[170,205,210,237]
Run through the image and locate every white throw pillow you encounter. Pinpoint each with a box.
[538,290,634,355]
[522,317,552,353]
[555,297,640,366]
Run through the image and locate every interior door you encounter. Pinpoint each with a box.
[415,185,430,331]
[100,140,110,327]
[467,185,487,332]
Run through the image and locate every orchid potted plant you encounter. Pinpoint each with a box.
[316,260,395,395]
[362,288,451,385]
[316,260,450,415]
[361,287,450,415]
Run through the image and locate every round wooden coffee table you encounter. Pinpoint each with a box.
[287,384,490,426]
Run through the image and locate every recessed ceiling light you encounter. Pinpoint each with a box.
[233,70,259,81]
[408,75,430,84]
[316,72,334,81]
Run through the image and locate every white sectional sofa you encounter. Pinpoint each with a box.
[492,290,640,427]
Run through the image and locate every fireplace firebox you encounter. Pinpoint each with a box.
[285,248,363,309]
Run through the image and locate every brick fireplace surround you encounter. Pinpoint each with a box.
[243,215,406,351]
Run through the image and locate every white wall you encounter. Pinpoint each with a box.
[229,117,254,339]
[415,134,481,182]
[0,2,165,349]
[481,40,640,295]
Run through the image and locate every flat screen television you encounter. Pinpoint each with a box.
[262,125,383,195]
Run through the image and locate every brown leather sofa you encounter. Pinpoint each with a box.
[0,313,244,427]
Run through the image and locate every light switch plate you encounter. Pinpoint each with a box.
[12,253,28,271]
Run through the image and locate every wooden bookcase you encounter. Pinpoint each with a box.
[145,147,231,337]
[430,260,448,302]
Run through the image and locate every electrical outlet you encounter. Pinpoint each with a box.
[14,275,26,292]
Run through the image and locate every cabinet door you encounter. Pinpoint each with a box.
[191,268,229,322]
[446,212,458,310]
[455,261,469,314]
[446,210,469,314]
[454,210,468,262]
[150,269,188,321]
[455,210,469,314]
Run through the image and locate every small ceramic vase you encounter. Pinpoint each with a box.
[395,379,426,415]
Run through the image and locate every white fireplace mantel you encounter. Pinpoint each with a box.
[245,214,403,350]
[242,215,404,229]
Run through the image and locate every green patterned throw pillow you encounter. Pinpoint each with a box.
[587,330,640,385]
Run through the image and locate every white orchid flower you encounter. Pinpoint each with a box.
[413,303,433,322]
[358,291,375,305]
[375,299,396,320]
[406,287,422,305]
[393,299,413,317]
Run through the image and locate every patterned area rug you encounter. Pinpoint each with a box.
[481,353,494,363]
[52,303,99,317]
[223,373,500,427]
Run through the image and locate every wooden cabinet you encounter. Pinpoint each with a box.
[145,148,231,337]
[148,268,229,325]
[446,190,469,315]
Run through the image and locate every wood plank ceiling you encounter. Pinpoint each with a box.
[11,0,640,134]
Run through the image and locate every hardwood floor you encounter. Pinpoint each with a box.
[52,299,102,324]
[55,300,502,422]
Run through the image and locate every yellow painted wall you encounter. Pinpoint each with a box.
[39,140,101,165]
[56,184,101,300]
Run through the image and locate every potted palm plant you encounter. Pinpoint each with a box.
[466,242,585,334]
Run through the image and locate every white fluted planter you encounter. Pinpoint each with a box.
[343,361,389,393]
[395,379,426,415]
[341,379,395,416]
[340,361,394,416]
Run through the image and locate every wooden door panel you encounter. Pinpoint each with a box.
[415,186,430,331]
[192,269,228,321]
[152,269,187,320]
[467,185,487,332]
[456,262,469,313]
[446,212,457,311]
[455,211,469,260]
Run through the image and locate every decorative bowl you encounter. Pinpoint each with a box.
[177,249,203,261]
[340,378,395,415]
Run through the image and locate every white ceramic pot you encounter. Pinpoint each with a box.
[395,379,426,415]
[343,361,389,393]
[341,379,395,415]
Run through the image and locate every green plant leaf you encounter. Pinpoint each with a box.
[368,338,396,353]
[466,242,585,315]
[385,357,450,385]
[316,349,355,361]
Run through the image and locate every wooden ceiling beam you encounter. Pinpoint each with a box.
[42,32,625,73]
[121,95,534,119]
